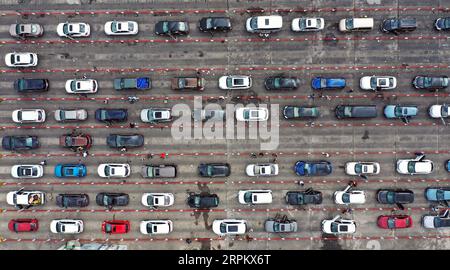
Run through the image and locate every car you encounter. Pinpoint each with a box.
[11,165,43,179]
[65,79,98,94]
[95,109,128,122]
[155,21,189,36]
[282,106,319,119]
[264,76,300,90]
[425,187,450,202]
[187,193,220,209]
[140,220,173,235]
[381,18,417,33]
[56,22,90,37]
[5,52,38,67]
[6,189,45,208]
[199,17,232,33]
[396,154,433,175]
[171,77,205,91]
[335,105,378,119]
[291,17,324,32]
[285,189,323,205]
[246,15,283,36]
[334,185,366,205]
[376,189,414,204]
[8,219,39,232]
[435,17,450,31]
[311,77,346,90]
[50,219,83,234]
[102,220,130,234]
[265,217,298,233]
[198,163,230,177]
[192,109,225,122]
[140,108,172,123]
[113,77,151,90]
[218,75,252,90]
[54,164,87,178]
[429,104,450,118]
[141,193,175,207]
[56,194,89,208]
[339,17,374,32]
[235,107,269,121]
[245,164,278,177]
[9,24,43,38]
[212,219,247,236]
[377,215,413,229]
[321,215,356,234]
[141,164,177,178]
[54,109,88,122]
[106,134,144,149]
[2,136,39,151]
[14,78,49,92]
[59,134,92,150]
[345,162,380,176]
[96,193,129,208]
[413,76,449,90]
[447,160,450,172]
[97,163,130,178]
[384,105,418,122]
[360,76,397,90]
[294,161,332,176]
[104,20,138,35]
[238,190,273,205]
[423,210,450,229]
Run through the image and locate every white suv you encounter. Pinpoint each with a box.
[396,154,433,175]
[219,75,252,90]
[322,216,356,234]
[212,219,247,236]
[360,76,397,90]
[246,15,283,35]
[50,219,84,234]
[334,185,366,205]
[12,109,46,123]
[238,190,273,205]
[97,163,131,178]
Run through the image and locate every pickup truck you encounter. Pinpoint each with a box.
[171,77,205,91]
[114,77,151,90]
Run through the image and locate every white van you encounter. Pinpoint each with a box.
[339,18,374,32]
[246,15,283,34]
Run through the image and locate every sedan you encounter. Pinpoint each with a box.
[199,17,232,33]
[54,109,88,122]
[155,21,189,36]
[413,76,449,90]
[56,194,89,208]
[140,220,173,235]
[218,75,252,90]
[8,219,39,233]
[345,162,380,176]
[59,134,92,150]
[106,134,144,149]
[294,161,332,176]
[425,187,450,202]
[311,77,346,90]
[423,210,450,228]
[5,52,38,67]
[212,219,247,236]
[198,163,230,177]
[384,105,418,122]
[334,186,366,205]
[285,189,323,205]
[235,107,268,121]
[50,219,83,234]
[97,163,130,178]
[321,215,356,234]
[187,193,219,209]
[56,22,90,37]
[65,79,98,94]
[192,109,225,122]
[2,136,39,151]
[377,215,413,229]
[238,190,273,205]
[246,163,278,177]
[104,21,138,35]
[283,106,319,119]
[360,76,397,90]
[11,165,43,179]
[141,193,175,207]
[14,78,49,93]
[265,219,298,233]
[141,164,177,178]
[9,24,43,38]
[264,76,300,90]
[140,108,172,123]
[96,192,129,208]
[429,104,450,118]
[95,109,128,122]
[376,189,414,204]
[396,155,434,175]
[435,17,450,31]
[291,18,324,31]
[102,220,130,234]
[54,164,87,178]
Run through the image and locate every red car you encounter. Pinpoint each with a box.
[59,134,92,150]
[8,219,39,232]
[377,215,413,229]
[102,220,130,234]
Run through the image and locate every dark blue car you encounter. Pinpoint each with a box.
[54,164,87,178]
[447,160,450,172]
[95,109,128,122]
[311,77,346,90]
[294,161,332,176]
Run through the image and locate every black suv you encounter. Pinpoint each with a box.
[187,193,219,209]
[377,189,414,204]
[56,194,89,208]
[14,78,49,92]
[199,17,232,33]
[381,18,417,33]
[335,105,378,119]
[285,189,323,205]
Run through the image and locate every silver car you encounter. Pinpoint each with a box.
[192,109,225,122]
[265,218,298,233]
[9,24,44,38]
[54,109,88,122]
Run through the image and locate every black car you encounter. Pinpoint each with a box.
[413,76,449,90]
[199,17,232,33]
[155,21,189,36]
[187,193,220,209]
[96,192,129,208]
[264,76,300,90]
[106,134,144,148]
[95,109,128,122]
[2,136,39,151]
[283,106,319,119]
[335,105,378,119]
[376,189,414,204]
[285,189,323,205]
[198,163,231,177]
[14,78,49,92]
[56,194,89,208]
[381,18,417,33]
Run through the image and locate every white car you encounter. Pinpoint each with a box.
[140,220,173,235]
[54,109,88,122]
[322,215,356,234]
[57,22,90,37]
[141,193,175,207]
[345,162,380,176]
[246,163,278,177]
[97,163,130,178]
[246,15,283,33]
[396,155,434,175]
[219,75,252,90]
[11,165,44,178]
[50,219,83,234]
[212,219,247,236]
[104,21,138,35]
[12,109,46,123]
[429,104,450,118]
[140,108,172,123]
[6,189,45,207]
[291,18,324,31]
[235,107,269,121]
[423,209,450,229]
[334,185,366,205]
[360,76,397,90]
[5,52,38,67]
[65,79,98,94]
[238,190,273,205]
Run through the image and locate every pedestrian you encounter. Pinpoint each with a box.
[322,152,330,158]
[147,153,153,159]
[308,93,315,100]
[129,122,136,128]
[160,152,167,159]
[259,152,264,157]
[318,93,323,98]
[120,147,127,152]
[82,151,88,158]
[40,160,47,166]
[185,238,192,244]
[250,152,257,158]
[347,89,354,93]
[341,208,348,214]
[299,180,305,187]
[103,99,109,104]
[326,95,331,100]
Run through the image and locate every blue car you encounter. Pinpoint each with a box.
[425,187,450,202]
[311,77,346,90]
[294,161,332,176]
[383,105,418,122]
[446,160,450,172]
[55,164,87,178]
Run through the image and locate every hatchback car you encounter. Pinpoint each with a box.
[246,163,278,177]
[413,76,449,90]
[9,23,43,38]
[198,163,230,177]
[65,79,98,94]
[381,18,417,33]
[59,134,92,150]
[96,192,129,208]
[192,109,225,122]
[376,189,414,204]
[187,193,220,209]
[435,17,450,31]
[246,15,283,35]
[56,194,89,208]
[6,189,45,208]
[97,163,130,178]
[396,154,433,175]
[294,161,332,176]
[322,215,356,234]
[155,21,189,36]
[141,164,177,178]
[102,220,130,234]
[291,17,324,32]
[384,105,418,122]
[11,165,43,179]
[199,17,232,33]
[54,109,88,122]
[5,52,38,67]
[56,22,90,37]
[8,219,39,233]
[335,105,378,119]
[264,76,300,90]
[2,136,39,151]
[218,75,252,90]
[345,162,380,176]
[104,20,138,35]
[283,106,319,119]
[377,215,413,229]
[235,107,269,121]
[212,219,247,236]
[425,187,450,202]
[95,109,128,122]
[238,190,273,205]
[311,77,346,90]
[141,193,175,207]
[50,219,83,234]
[285,189,323,205]
[360,76,397,90]
[140,108,172,123]
[140,220,173,235]
[54,164,87,178]
[334,185,366,205]
[429,104,450,118]
[14,78,49,92]
[106,134,144,149]
[265,219,298,233]
[423,210,450,228]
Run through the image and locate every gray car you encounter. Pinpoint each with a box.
[192,109,225,122]
[141,165,177,178]
[265,218,298,233]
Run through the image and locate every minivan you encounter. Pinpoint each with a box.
[246,15,283,34]
[381,18,417,33]
[335,105,377,119]
[339,18,374,32]
[141,165,177,178]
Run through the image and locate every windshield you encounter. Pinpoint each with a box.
[370,77,377,88]
[395,106,404,117]
[386,192,395,203]
[342,193,350,203]
[274,78,281,88]
[250,17,258,29]
[243,110,250,119]
[206,18,212,29]
[220,223,227,233]
[111,22,118,32]
[345,19,353,30]
[63,24,69,34]
[162,22,169,33]
[407,161,416,173]
[104,166,111,176]
[330,223,339,232]
[354,164,362,174]
[243,192,252,203]
[387,218,395,229]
